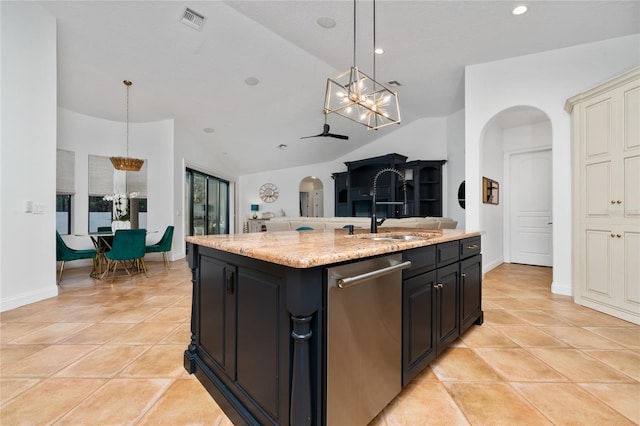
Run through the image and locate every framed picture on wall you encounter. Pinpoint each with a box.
[482,177,499,205]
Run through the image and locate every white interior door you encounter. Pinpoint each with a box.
[510,150,553,266]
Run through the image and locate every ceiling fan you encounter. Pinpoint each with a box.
[300,116,349,140]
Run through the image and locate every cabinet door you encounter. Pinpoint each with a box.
[199,256,236,378]
[236,266,289,424]
[459,254,483,334]
[402,270,436,386]
[436,263,459,353]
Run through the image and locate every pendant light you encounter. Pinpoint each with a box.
[110,80,144,171]
[324,0,400,130]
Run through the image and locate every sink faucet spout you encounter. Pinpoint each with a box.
[370,168,407,233]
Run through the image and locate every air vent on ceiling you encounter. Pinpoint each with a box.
[181,7,206,31]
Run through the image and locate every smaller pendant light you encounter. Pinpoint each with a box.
[110,80,144,171]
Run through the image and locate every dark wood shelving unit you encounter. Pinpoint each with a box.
[333,153,446,218]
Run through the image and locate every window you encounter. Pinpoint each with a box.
[185,169,229,236]
[56,149,75,235]
[56,194,72,235]
[89,196,112,233]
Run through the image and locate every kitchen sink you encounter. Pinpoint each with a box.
[365,235,425,241]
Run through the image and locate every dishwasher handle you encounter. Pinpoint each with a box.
[337,260,412,289]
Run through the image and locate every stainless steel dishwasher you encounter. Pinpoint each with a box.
[326,254,412,425]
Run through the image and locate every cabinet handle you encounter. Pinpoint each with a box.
[616,200,622,204]
[616,234,622,238]
[611,234,616,238]
[466,244,479,250]
[611,200,616,204]
[226,270,235,295]
[432,283,443,289]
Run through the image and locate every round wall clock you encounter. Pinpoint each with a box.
[259,183,279,203]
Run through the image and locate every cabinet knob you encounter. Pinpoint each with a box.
[617,234,622,238]
[611,234,616,238]
[611,200,616,204]
[616,200,622,204]
[433,283,443,289]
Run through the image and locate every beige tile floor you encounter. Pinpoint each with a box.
[1,261,638,425]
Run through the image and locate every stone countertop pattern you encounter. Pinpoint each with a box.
[186,228,481,269]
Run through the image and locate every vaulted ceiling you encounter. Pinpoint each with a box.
[39,1,640,174]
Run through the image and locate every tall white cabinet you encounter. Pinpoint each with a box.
[567,68,640,325]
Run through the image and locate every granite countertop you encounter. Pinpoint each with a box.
[186,228,480,269]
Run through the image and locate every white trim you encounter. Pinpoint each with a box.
[1,287,59,312]
[483,257,504,274]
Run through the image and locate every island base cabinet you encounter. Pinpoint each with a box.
[185,245,323,426]
[402,262,460,386]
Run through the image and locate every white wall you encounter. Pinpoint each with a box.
[446,109,466,228]
[1,2,58,311]
[480,124,505,271]
[56,108,175,264]
[465,34,640,295]
[238,117,455,228]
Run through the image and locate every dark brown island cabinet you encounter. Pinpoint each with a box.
[184,236,482,425]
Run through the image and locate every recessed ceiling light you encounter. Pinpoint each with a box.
[244,77,259,86]
[512,5,528,15]
[317,17,336,29]
[374,48,384,55]
[203,128,215,134]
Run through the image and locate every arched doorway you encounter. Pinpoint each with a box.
[299,176,324,217]
[480,106,553,271]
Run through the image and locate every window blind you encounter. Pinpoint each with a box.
[126,160,148,197]
[88,155,114,195]
[56,149,75,194]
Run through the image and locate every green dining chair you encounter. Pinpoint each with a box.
[97,226,112,233]
[102,229,147,281]
[145,226,174,268]
[56,231,97,284]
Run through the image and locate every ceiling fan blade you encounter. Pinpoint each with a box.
[300,133,323,139]
[327,133,349,140]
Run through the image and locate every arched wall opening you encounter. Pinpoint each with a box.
[478,106,553,273]
[299,176,324,217]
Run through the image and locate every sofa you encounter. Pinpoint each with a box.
[264,216,457,232]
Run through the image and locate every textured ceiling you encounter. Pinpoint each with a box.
[39,1,640,174]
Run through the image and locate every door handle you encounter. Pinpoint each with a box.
[337,260,412,289]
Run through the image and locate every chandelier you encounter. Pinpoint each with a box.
[324,0,400,130]
[110,80,144,171]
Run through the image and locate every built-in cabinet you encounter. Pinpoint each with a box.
[333,153,446,218]
[566,68,640,325]
[402,237,482,386]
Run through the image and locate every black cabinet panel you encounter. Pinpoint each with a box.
[403,246,436,279]
[460,236,481,259]
[436,263,459,352]
[436,241,459,268]
[402,270,436,386]
[236,267,287,422]
[199,256,236,377]
[460,254,483,334]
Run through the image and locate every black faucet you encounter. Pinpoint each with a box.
[370,168,408,233]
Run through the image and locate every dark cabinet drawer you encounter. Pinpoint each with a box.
[403,245,436,278]
[436,241,459,268]
[460,237,481,259]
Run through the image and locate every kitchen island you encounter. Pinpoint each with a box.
[184,228,483,425]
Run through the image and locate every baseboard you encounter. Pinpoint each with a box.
[551,280,572,296]
[0,286,58,312]
[482,257,504,274]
